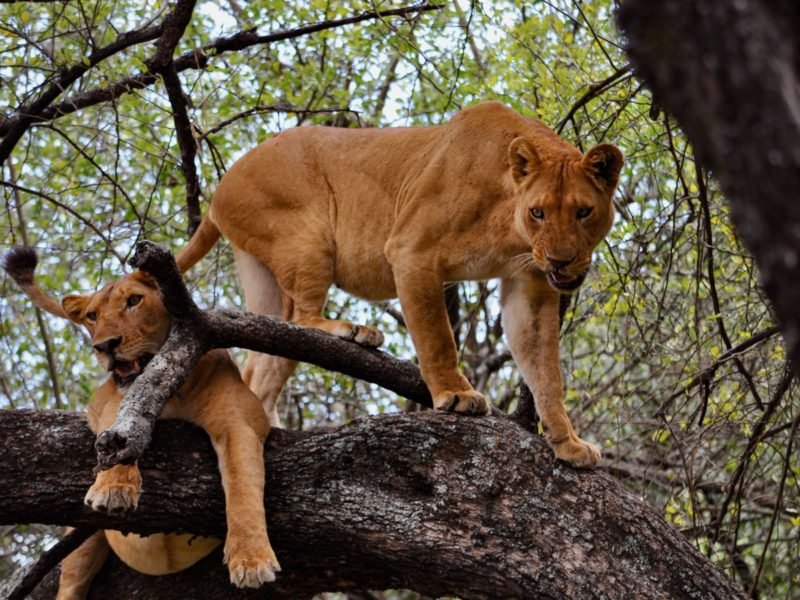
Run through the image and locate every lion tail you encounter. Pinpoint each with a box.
[2,246,69,319]
[175,215,222,274]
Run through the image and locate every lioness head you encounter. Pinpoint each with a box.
[61,272,170,387]
[509,138,623,293]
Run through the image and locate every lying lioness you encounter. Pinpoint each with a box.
[176,101,623,468]
[2,247,280,598]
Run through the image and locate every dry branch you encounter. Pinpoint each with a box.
[94,241,435,469]
[0,409,745,599]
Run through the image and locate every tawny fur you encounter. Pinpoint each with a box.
[3,251,280,598]
[176,101,623,468]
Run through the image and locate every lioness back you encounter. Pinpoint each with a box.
[209,102,568,300]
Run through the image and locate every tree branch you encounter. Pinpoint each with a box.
[0,4,444,141]
[147,0,202,235]
[0,409,745,599]
[556,65,633,134]
[2,526,97,600]
[0,22,165,165]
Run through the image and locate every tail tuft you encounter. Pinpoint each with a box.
[2,246,38,285]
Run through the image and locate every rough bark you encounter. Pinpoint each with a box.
[618,1,800,375]
[0,409,744,599]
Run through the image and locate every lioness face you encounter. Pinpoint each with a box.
[61,272,170,386]
[509,138,623,293]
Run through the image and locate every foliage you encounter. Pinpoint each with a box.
[0,0,797,597]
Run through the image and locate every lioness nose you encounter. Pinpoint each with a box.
[94,337,122,354]
[547,256,575,270]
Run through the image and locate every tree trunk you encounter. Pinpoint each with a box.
[0,409,743,599]
[618,1,800,374]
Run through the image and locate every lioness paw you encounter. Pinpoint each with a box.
[553,438,601,469]
[434,389,490,415]
[349,324,384,348]
[226,546,281,588]
[84,465,142,513]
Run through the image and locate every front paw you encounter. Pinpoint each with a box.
[552,437,601,469]
[433,389,490,415]
[84,465,142,512]
[225,541,281,588]
[349,324,384,348]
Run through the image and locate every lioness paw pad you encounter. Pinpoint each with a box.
[434,390,490,415]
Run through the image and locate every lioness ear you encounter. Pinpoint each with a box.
[582,144,624,192]
[131,270,158,289]
[508,137,541,183]
[61,294,90,324]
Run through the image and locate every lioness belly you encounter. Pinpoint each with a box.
[105,530,220,575]
[333,246,397,301]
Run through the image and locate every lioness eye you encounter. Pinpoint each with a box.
[85,311,97,322]
[577,206,593,219]
[530,207,545,220]
[127,294,142,308]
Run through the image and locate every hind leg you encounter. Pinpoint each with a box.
[58,390,135,598]
[243,352,297,428]
[236,248,296,426]
[235,247,383,423]
[56,530,109,600]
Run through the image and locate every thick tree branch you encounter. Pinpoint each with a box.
[0,409,745,599]
[3,527,96,600]
[161,65,201,234]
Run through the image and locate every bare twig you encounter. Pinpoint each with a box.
[695,162,764,412]
[0,180,126,266]
[556,65,633,134]
[0,4,444,141]
[749,412,799,593]
[0,22,165,165]
[656,325,780,417]
[710,364,793,545]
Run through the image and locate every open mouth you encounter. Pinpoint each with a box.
[547,270,586,292]
[110,354,154,387]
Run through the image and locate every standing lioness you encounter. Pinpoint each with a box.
[178,101,623,468]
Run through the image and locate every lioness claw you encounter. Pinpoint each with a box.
[228,552,281,588]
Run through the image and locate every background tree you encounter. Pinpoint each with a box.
[0,1,797,598]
